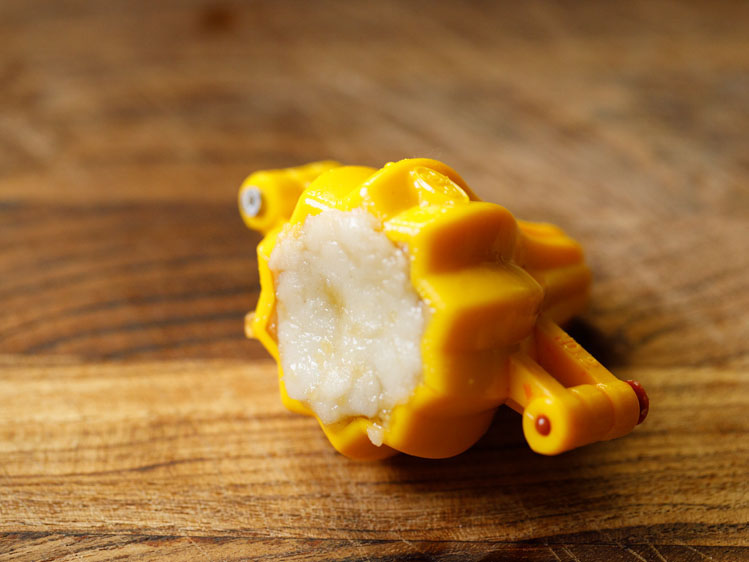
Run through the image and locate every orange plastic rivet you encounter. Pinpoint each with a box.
[535,415,551,436]
[625,380,649,424]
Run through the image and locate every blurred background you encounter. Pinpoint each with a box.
[1,1,748,560]
[2,0,747,366]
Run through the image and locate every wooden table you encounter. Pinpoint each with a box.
[1,1,747,560]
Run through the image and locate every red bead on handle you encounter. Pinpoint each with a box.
[626,380,649,424]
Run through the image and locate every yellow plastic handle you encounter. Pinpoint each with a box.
[508,317,648,454]
[238,161,342,234]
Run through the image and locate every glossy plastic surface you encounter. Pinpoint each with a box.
[240,159,648,459]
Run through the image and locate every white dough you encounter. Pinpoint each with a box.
[269,208,428,441]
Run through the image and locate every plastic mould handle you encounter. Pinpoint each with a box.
[508,317,648,454]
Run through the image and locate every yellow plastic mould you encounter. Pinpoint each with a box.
[239,158,649,460]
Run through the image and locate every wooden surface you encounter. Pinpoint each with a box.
[1,1,748,560]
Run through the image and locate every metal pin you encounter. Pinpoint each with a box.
[241,187,263,217]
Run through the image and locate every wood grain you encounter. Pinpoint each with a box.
[0,358,746,560]
[1,0,747,560]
